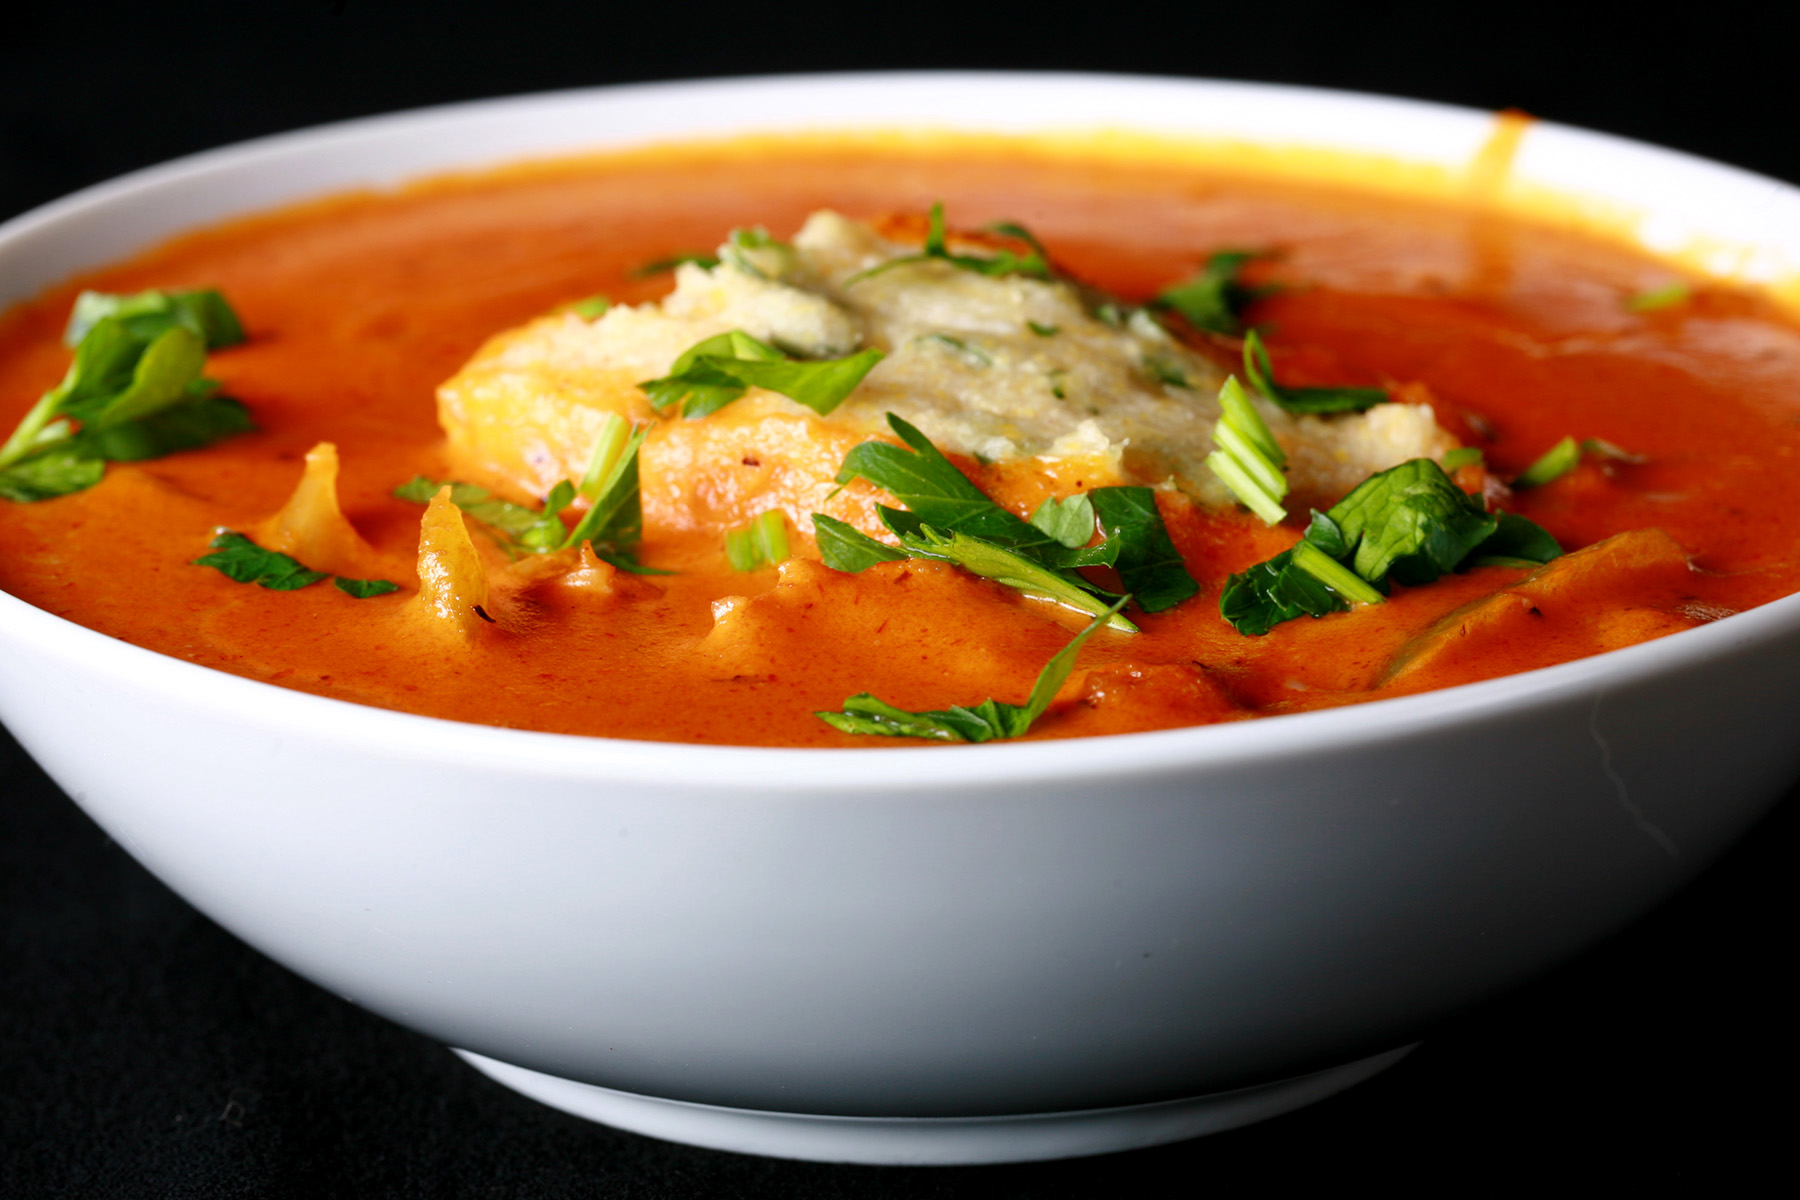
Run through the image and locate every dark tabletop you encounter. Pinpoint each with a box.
[4,3,1798,1194]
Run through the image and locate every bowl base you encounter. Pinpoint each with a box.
[452,1044,1416,1164]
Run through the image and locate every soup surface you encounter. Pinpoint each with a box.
[3,136,1799,746]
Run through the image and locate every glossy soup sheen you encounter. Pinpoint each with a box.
[4,139,1800,746]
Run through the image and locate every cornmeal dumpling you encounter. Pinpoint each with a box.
[436,211,1456,543]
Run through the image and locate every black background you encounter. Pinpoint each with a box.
[3,1,1796,1194]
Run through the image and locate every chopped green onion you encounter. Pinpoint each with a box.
[1625,282,1691,312]
[725,509,790,571]
[1206,376,1288,524]
[1290,540,1384,605]
[1514,435,1581,488]
[1441,446,1485,471]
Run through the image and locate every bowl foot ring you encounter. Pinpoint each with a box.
[452,1043,1416,1164]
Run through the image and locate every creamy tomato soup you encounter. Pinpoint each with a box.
[3,136,1798,746]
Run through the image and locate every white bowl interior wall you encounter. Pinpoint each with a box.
[3,74,1798,1161]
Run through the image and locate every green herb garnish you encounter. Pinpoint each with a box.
[192,529,400,597]
[395,415,663,572]
[885,521,1133,631]
[846,203,1052,286]
[1086,488,1200,612]
[193,530,329,590]
[0,289,251,502]
[720,227,796,280]
[333,577,401,598]
[1152,250,1271,335]
[1440,446,1485,471]
[631,253,720,278]
[566,295,612,318]
[638,330,884,420]
[1243,330,1387,415]
[725,509,790,571]
[1219,458,1561,635]
[816,597,1125,743]
[1144,356,1192,389]
[1514,435,1581,488]
[809,514,908,572]
[919,333,992,366]
[818,414,1198,626]
[1205,375,1288,525]
[1625,282,1691,312]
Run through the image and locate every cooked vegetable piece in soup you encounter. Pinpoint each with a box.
[2,136,1797,746]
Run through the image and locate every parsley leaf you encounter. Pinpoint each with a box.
[1219,458,1561,635]
[835,414,1060,555]
[816,597,1125,743]
[194,529,401,597]
[393,477,562,546]
[812,513,908,571]
[1087,488,1201,612]
[193,530,330,591]
[334,577,401,598]
[639,330,883,419]
[1029,493,1096,549]
[1328,458,1500,586]
[888,522,1135,632]
[0,290,251,503]
[846,203,1053,285]
[395,416,664,572]
[0,449,105,503]
[823,415,1197,627]
[1243,330,1387,415]
[65,288,245,350]
[1153,251,1271,335]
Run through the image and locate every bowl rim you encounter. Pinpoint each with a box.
[4,68,1798,786]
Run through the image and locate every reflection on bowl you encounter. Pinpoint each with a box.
[2,74,1798,1165]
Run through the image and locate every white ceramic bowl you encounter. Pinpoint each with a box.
[4,74,1799,1165]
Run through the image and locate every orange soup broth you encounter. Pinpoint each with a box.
[3,139,1799,745]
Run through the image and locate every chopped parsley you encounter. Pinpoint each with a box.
[1219,458,1561,635]
[846,203,1052,286]
[815,598,1124,743]
[1152,250,1271,335]
[0,289,251,502]
[395,414,662,572]
[193,530,328,590]
[919,333,993,366]
[1243,330,1387,415]
[192,529,398,597]
[333,577,402,598]
[638,330,883,420]
[815,413,1199,628]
